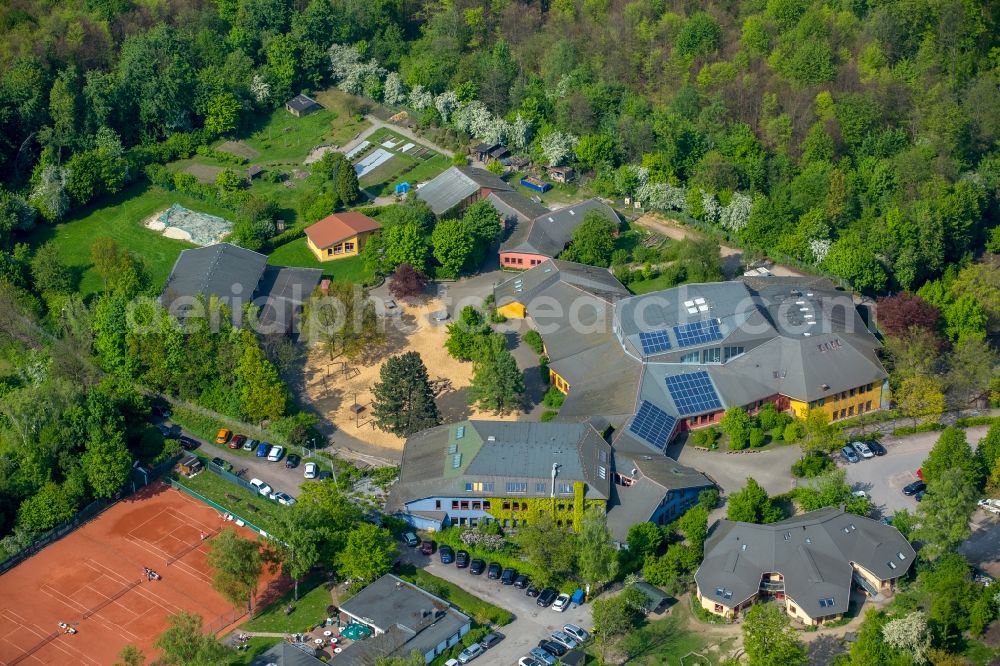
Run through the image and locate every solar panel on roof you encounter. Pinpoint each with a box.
[638,330,672,354]
[665,371,723,415]
[673,319,723,347]
[628,401,677,450]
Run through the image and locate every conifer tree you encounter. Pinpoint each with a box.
[372,351,440,436]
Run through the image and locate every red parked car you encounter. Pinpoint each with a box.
[230,434,247,450]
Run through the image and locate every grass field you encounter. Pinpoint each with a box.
[243,576,333,633]
[357,127,451,196]
[23,184,233,297]
[242,104,368,164]
[229,637,282,665]
[608,602,735,665]
[267,238,373,283]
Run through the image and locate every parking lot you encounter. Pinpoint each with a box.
[842,423,995,517]
[401,548,593,665]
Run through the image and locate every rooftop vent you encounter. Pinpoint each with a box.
[487,435,495,442]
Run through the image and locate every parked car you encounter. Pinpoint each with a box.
[552,593,571,612]
[513,573,530,589]
[868,440,887,456]
[304,462,318,479]
[439,545,455,564]
[151,402,171,418]
[538,639,568,658]
[403,532,419,547]
[841,445,860,463]
[179,436,199,451]
[518,657,545,666]
[486,562,502,579]
[551,631,578,649]
[255,442,271,457]
[563,624,590,643]
[469,559,486,575]
[851,440,874,459]
[272,492,296,506]
[455,550,469,568]
[210,456,227,468]
[249,478,272,497]
[230,434,246,450]
[880,516,894,526]
[457,644,483,663]
[902,480,926,496]
[978,499,1000,515]
[267,445,285,462]
[525,585,541,598]
[479,632,504,649]
[156,423,178,438]
[500,567,517,585]
[528,648,556,666]
[317,470,333,481]
[243,437,256,451]
[536,588,558,607]
[285,454,301,469]
[215,428,232,445]
[444,660,459,666]
[420,540,435,556]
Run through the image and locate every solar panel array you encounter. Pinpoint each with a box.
[665,371,723,415]
[638,330,672,354]
[628,400,677,450]
[673,319,723,347]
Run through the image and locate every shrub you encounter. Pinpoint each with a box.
[791,453,834,478]
[783,421,801,443]
[523,330,545,354]
[540,410,558,422]
[459,531,505,551]
[698,488,720,510]
[769,426,784,442]
[542,386,565,409]
[748,427,766,448]
[539,356,550,383]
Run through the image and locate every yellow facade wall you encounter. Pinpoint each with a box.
[788,382,883,422]
[307,232,372,262]
[497,302,526,319]
[550,368,570,394]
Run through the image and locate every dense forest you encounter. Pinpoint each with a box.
[0,0,998,294]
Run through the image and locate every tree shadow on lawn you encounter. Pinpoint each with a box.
[437,387,473,422]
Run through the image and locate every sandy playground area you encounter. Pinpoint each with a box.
[302,297,520,452]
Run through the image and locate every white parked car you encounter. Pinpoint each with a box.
[551,593,571,612]
[563,623,590,643]
[271,491,296,506]
[267,445,284,462]
[550,630,578,649]
[978,498,1000,515]
[457,643,483,663]
[249,478,272,497]
[852,490,869,499]
[851,441,874,459]
[304,462,318,479]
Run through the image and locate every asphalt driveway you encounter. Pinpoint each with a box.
[401,548,593,665]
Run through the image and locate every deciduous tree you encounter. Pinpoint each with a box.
[894,374,946,427]
[576,508,618,588]
[720,406,752,450]
[514,513,576,587]
[468,335,524,414]
[207,528,265,615]
[742,603,807,666]
[154,611,232,665]
[726,477,783,524]
[915,468,979,560]
[335,523,396,584]
[562,210,617,267]
[388,262,428,299]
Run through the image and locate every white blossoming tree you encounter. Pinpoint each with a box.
[882,612,930,664]
[250,73,271,105]
[434,91,459,124]
[409,85,433,111]
[340,61,384,96]
[509,114,532,150]
[702,191,721,224]
[720,192,753,232]
[453,101,493,137]
[382,72,405,106]
[328,43,362,81]
[30,165,70,222]
[540,131,578,166]
[809,238,832,263]
[636,182,687,211]
[482,118,512,146]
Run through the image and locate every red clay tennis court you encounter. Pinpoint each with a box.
[0,481,284,665]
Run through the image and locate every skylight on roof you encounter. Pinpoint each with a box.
[694,297,706,305]
[684,300,695,307]
[818,597,835,608]
[897,552,907,560]
[456,425,465,439]
[888,561,897,569]
[452,453,462,468]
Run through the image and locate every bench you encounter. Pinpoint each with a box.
[245,504,259,513]
[225,493,241,502]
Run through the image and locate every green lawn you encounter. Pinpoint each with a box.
[627,272,680,294]
[171,456,288,535]
[24,184,220,297]
[396,568,514,626]
[509,171,586,207]
[609,602,734,665]
[267,238,373,283]
[243,576,333,634]
[228,636,282,665]
[241,105,368,164]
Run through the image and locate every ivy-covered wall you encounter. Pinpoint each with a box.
[484,481,603,530]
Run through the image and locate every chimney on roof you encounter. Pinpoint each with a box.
[320,279,331,296]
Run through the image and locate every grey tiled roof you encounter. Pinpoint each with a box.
[500,198,620,258]
[416,166,513,215]
[388,421,613,512]
[337,574,470,666]
[488,190,549,226]
[161,242,267,305]
[695,508,915,619]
